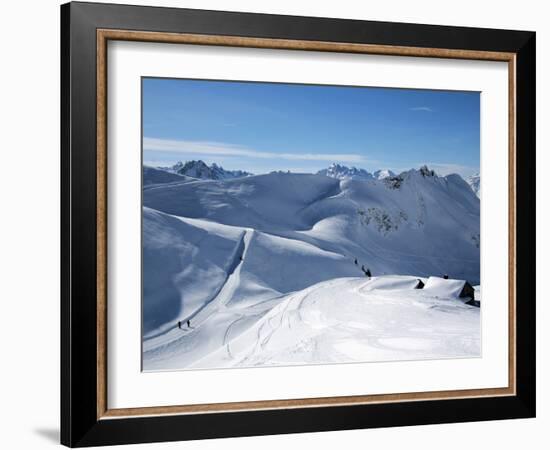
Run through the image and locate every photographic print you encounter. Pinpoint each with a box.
[141,78,481,371]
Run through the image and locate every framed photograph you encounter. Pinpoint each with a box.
[61,2,536,447]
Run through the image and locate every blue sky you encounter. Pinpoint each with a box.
[143,78,480,177]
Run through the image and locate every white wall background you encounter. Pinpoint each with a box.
[0,0,546,448]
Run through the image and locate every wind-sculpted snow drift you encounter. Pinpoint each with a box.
[142,165,480,370]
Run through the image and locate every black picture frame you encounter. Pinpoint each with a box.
[61,1,536,447]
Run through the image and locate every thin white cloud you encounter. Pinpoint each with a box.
[409,106,434,112]
[143,137,366,163]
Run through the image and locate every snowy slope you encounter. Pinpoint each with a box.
[143,166,187,186]
[144,276,480,370]
[143,166,480,282]
[143,171,342,230]
[142,206,362,339]
[423,276,469,299]
[143,207,246,337]
[142,164,480,370]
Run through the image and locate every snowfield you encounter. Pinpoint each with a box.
[144,276,480,370]
[142,164,480,370]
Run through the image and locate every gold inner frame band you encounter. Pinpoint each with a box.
[96,29,517,420]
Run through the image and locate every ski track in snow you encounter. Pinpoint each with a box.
[183,229,249,325]
[144,228,251,347]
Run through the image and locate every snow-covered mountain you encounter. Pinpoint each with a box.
[317,164,398,181]
[162,160,253,180]
[466,173,480,198]
[373,169,396,180]
[317,163,373,180]
[144,165,478,253]
[142,164,480,370]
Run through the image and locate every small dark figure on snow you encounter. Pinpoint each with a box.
[354,258,358,265]
[443,274,449,279]
[239,255,244,261]
[361,265,372,278]
[187,320,191,328]
[177,320,182,329]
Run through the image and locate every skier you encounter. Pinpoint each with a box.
[187,320,191,328]
[443,274,449,280]
[365,268,372,278]
[177,320,182,330]
[354,258,358,265]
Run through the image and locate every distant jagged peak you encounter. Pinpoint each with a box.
[416,165,437,177]
[373,169,396,180]
[162,160,253,180]
[381,165,438,190]
[171,161,185,172]
[317,163,373,180]
[397,165,437,180]
[179,160,209,174]
[316,163,446,185]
